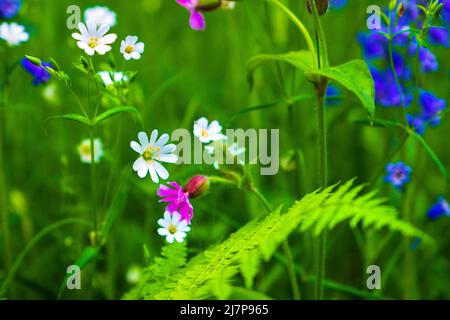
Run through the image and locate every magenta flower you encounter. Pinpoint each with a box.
[176,0,206,31]
[157,182,194,224]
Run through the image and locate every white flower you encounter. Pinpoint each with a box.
[157,211,191,243]
[84,6,117,27]
[77,138,104,164]
[193,117,224,143]
[72,22,117,56]
[120,36,145,61]
[98,71,127,86]
[130,130,178,183]
[0,22,29,46]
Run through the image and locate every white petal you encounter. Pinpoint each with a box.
[153,161,169,181]
[172,212,182,224]
[166,234,175,243]
[87,21,97,36]
[130,52,141,60]
[135,42,144,53]
[137,164,148,178]
[72,32,84,41]
[133,157,146,171]
[208,120,222,134]
[174,232,186,243]
[157,228,169,236]
[100,33,117,45]
[155,133,169,147]
[123,53,132,61]
[130,141,143,153]
[160,144,176,154]
[94,44,111,55]
[164,211,171,221]
[126,35,138,44]
[148,164,159,183]
[138,132,149,147]
[78,22,89,38]
[97,24,110,37]
[149,129,158,146]
[196,117,208,129]
[158,154,178,164]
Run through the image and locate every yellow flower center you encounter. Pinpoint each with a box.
[168,224,177,234]
[125,45,134,54]
[201,129,209,137]
[81,144,91,156]
[143,146,161,162]
[88,37,99,48]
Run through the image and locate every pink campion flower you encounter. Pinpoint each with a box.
[176,0,206,31]
[157,182,194,224]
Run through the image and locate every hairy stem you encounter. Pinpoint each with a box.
[89,126,98,243]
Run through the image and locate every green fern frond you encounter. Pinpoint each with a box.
[128,180,432,300]
[123,241,187,300]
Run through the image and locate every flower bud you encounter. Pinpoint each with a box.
[307,0,329,16]
[397,2,405,17]
[184,175,210,199]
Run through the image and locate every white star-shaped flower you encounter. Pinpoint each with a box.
[0,22,29,46]
[130,130,178,183]
[193,117,225,143]
[120,36,145,60]
[84,6,117,27]
[72,22,117,56]
[157,211,191,243]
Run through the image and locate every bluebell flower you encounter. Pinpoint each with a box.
[21,57,52,85]
[398,0,420,26]
[407,114,427,135]
[420,90,446,125]
[329,0,348,10]
[371,67,413,108]
[429,27,449,47]
[439,0,450,24]
[0,0,21,19]
[427,197,450,220]
[325,84,341,106]
[384,161,412,189]
[418,47,439,72]
[358,32,388,60]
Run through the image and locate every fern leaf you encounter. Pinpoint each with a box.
[129,180,432,300]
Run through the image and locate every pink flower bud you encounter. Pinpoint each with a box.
[184,175,209,199]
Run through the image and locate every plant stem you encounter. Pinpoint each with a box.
[250,185,301,300]
[315,91,328,300]
[89,125,97,244]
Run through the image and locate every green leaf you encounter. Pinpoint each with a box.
[306,59,376,117]
[411,132,449,185]
[247,51,314,88]
[25,55,41,66]
[46,114,91,126]
[94,106,139,125]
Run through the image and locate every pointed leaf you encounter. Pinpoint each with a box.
[94,106,139,125]
[46,114,91,126]
[306,59,376,118]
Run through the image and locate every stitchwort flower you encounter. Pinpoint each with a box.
[427,197,450,220]
[193,117,224,143]
[384,161,412,189]
[130,131,178,183]
[120,36,145,61]
[21,57,52,85]
[0,0,22,19]
[157,211,191,243]
[97,71,128,87]
[72,22,117,56]
[0,22,28,46]
[77,138,104,164]
[84,6,117,27]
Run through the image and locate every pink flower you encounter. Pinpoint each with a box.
[157,182,194,224]
[176,0,206,31]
